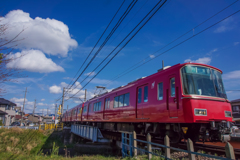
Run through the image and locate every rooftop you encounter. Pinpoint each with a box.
[0,98,16,106]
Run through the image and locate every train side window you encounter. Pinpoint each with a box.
[105,98,109,109]
[170,78,175,97]
[119,95,124,107]
[98,102,102,111]
[124,93,129,106]
[144,86,148,102]
[114,96,119,108]
[158,82,163,100]
[138,88,142,103]
[107,98,110,108]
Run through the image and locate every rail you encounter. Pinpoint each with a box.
[121,131,235,160]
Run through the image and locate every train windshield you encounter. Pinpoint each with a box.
[181,65,227,99]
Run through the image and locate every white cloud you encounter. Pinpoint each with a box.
[12,77,41,84]
[223,70,240,80]
[6,50,64,73]
[84,72,96,77]
[10,97,25,104]
[149,54,155,59]
[234,42,240,46]
[0,10,78,57]
[184,57,211,65]
[87,78,111,85]
[49,85,62,94]
[206,48,218,55]
[214,17,234,33]
[41,99,45,101]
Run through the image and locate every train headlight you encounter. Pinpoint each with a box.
[194,109,207,116]
[225,111,231,117]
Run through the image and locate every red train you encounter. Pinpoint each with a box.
[62,63,232,143]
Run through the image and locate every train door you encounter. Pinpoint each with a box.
[168,75,178,118]
[136,84,148,119]
[103,97,110,120]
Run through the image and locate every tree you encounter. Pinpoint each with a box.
[0,20,24,94]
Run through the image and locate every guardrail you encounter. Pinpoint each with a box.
[0,123,64,131]
[0,126,39,130]
[38,123,64,131]
[122,131,235,160]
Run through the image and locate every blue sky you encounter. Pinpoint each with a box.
[1,0,240,114]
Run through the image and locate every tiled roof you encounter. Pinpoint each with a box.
[0,110,8,115]
[0,98,16,106]
[231,99,240,103]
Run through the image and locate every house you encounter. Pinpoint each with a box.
[0,98,16,126]
[0,110,8,125]
[231,98,240,121]
[28,114,41,123]
[42,116,53,124]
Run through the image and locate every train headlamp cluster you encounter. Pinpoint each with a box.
[194,109,207,116]
[225,111,231,117]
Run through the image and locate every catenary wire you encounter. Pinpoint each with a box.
[107,0,240,84]
[66,8,240,101]
[64,0,138,96]
[67,0,167,94]
[62,0,126,93]
[66,0,168,101]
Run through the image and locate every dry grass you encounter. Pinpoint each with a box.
[0,131,9,136]
[9,127,23,134]
[26,144,32,151]
[6,146,12,152]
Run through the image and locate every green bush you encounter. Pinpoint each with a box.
[0,120,3,126]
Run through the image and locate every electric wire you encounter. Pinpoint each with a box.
[63,0,126,93]
[66,8,240,101]
[107,0,240,84]
[67,0,167,95]
[65,0,168,101]
[64,0,138,96]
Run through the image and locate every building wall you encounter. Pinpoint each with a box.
[231,101,240,119]
[28,115,39,123]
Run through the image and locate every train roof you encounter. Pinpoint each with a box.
[63,62,223,112]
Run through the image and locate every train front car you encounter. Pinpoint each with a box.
[180,63,232,142]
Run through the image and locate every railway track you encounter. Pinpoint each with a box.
[101,130,240,158]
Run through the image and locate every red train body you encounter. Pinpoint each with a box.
[62,63,232,142]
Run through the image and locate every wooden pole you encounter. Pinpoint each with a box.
[20,87,27,126]
[133,131,137,157]
[164,135,170,159]
[147,133,152,160]
[225,142,235,159]
[187,138,195,160]
[61,87,65,115]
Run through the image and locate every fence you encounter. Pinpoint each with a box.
[38,123,64,131]
[122,131,235,160]
[0,123,64,131]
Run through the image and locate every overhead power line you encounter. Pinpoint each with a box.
[107,0,240,84]
[63,0,126,93]
[66,0,168,101]
[67,8,240,101]
[65,0,138,95]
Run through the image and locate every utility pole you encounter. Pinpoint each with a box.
[55,104,57,123]
[21,87,27,126]
[32,99,36,116]
[61,87,65,115]
[84,89,87,102]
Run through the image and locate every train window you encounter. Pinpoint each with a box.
[114,96,119,108]
[138,88,142,103]
[98,102,102,111]
[123,93,130,106]
[83,106,87,113]
[119,95,124,107]
[170,78,175,97]
[105,98,110,109]
[158,83,163,100]
[144,86,148,102]
[88,103,92,112]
